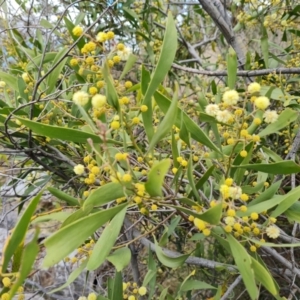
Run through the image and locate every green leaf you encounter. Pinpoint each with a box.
[226,47,238,89]
[145,159,171,197]
[0,71,18,91]
[159,216,181,247]
[46,47,69,94]
[31,212,71,224]
[107,247,131,272]
[111,272,123,300]
[154,238,189,268]
[285,202,300,222]
[180,279,216,292]
[119,54,138,80]
[61,208,91,227]
[87,206,127,270]
[83,182,126,212]
[26,52,57,70]
[103,62,120,111]
[8,229,39,300]
[227,234,258,300]
[259,108,298,137]
[154,91,221,154]
[187,156,201,203]
[48,187,78,206]
[232,160,300,174]
[1,192,41,272]
[261,26,269,68]
[42,204,127,267]
[146,85,178,154]
[249,180,282,206]
[49,260,88,293]
[251,257,277,296]
[173,203,222,225]
[271,185,300,218]
[15,117,104,144]
[142,12,177,141]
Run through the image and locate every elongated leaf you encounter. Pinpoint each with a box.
[1,192,41,272]
[146,86,178,154]
[232,160,300,174]
[31,212,71,224]
[271,185,300,217]
[259,108,298,137]
[142,12,177,141]
[26,52,57,70]
[227,234,258,300]
[154,238,189,268]
[119,54,137,80]
[159,216,181,247]
[61,208,91,227]
[83,182,126,211]
[154,91,221,153]
[187,156,201,203]
[249,180,282,206]
[226,47,238,89]
[42,204,127,267]
[251,257,277,296]
[48,187,78,206]
[87,206,127,270]
[145,159,170,197]
[171,203,222,225]
[8,229,39,300]
[107,247,131,272]
[180,279,216,292]
[47,47,69,94]
[285,202,300,222]
[0,71,18,91]
[261,27,269,68]
[103,62,119,111]
[16,117,103,143]
[50,259,88,293]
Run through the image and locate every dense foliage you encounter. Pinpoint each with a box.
[1,0,300,299]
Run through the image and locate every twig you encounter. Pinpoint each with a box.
[220,275,242,300]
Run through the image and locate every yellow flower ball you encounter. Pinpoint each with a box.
[117,43,125,50]
[140,105,148,112]
[227,209,236,217]
[124,81,133,89]
[106,31,115,39]
[111,121,120,130]
[138,286,147,296]
[240,193,249,201]
[2,277,11,287]
[122,174,132,182]
[250,245,257,252]
[247,82,261,94]
[132,117,140,124]
[96,32,108,42]
[72,25,83,36]
[222,90,239,106]
[203,228,211,236]
[254,96,270,110]
[92,94,106,108]
[240,150,247,157]
[225,178,233,186]
[89,87,98,95]
[74,164,85,175]
[70,58,79,66]
[113,55,121,63]
[73,91,89,106]
[250,212,259,220]
[91,166,100,175]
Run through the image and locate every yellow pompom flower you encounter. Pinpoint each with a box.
[240,193,249,201]
[250,212,259,220]
[74,164,85,175]
[70,58,79,66]
[87,293,97,300]
[240,150,247,157]
[96,32,108,42]
[151,204,158,211]
[203,228,211,236]
[138,287,147,296]
[122,174,132,182]
[254,96,270,110]
[73,91,89,106]
[125,81,133,89]
[266,225,280,239]
[194,218,206,231]
[111,121,120,130]
[2,277,11,287]
[89,87,98,95]
[227,209,236,217]
[91,166,100,175]
[247,82,261,94]
[222,90,239,106]
[92,94,106,108]
[106,31,115,39]
[132,117,140,124]
[140,105,148,112]
[224,178,233,186]
[72,25,83,36]
[250,245,257,252]
[117,43,125,50]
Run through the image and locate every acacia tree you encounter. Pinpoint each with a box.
[1,0,300,299]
